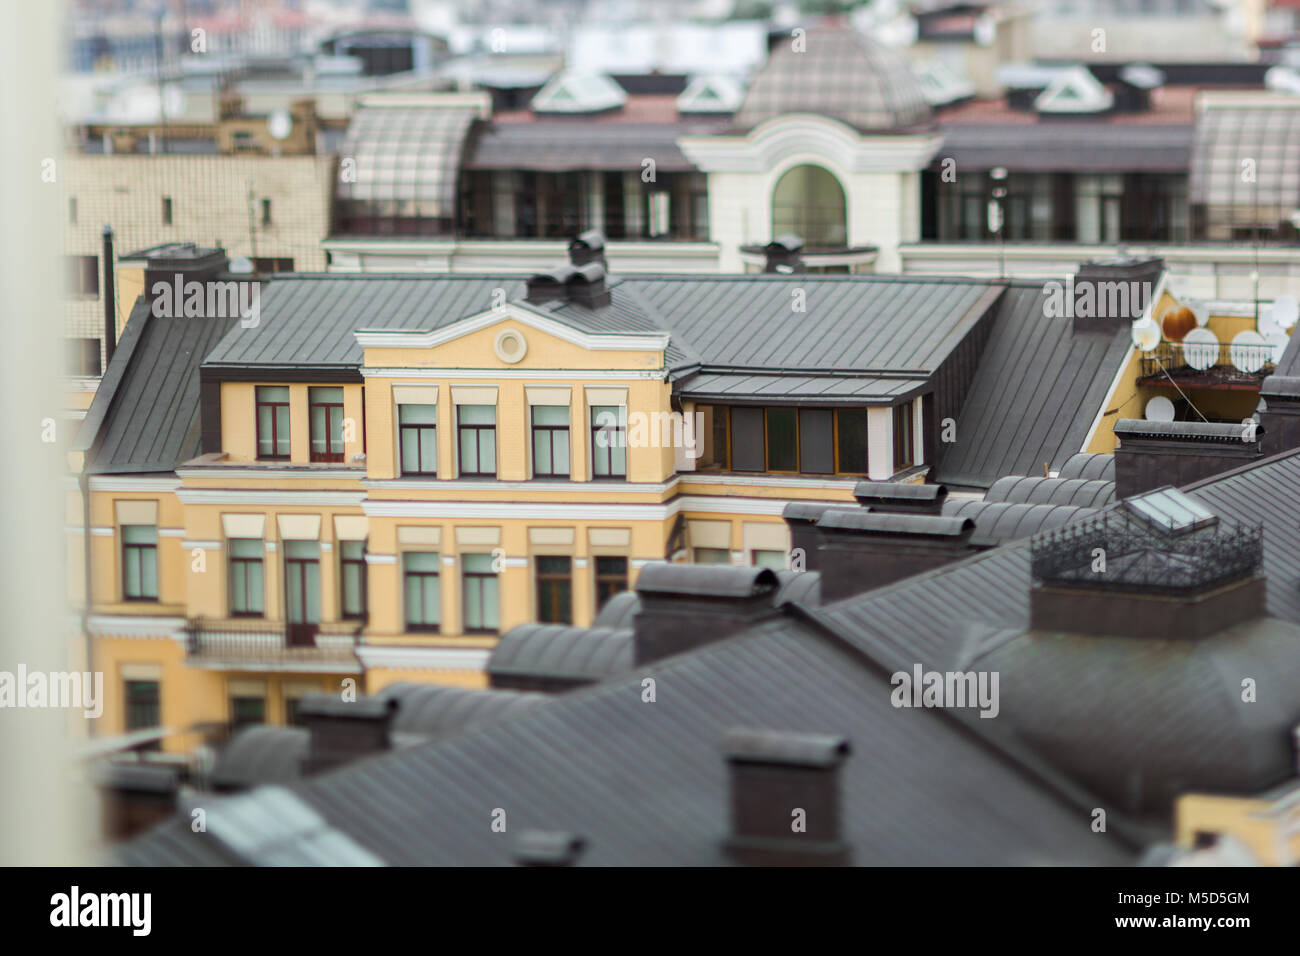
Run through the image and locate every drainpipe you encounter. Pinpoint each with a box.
[79,466,94,739]
[102,225,116,368]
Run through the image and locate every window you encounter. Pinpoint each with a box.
[697,405,729,470]
[228,539,264,616]
[255,386,290,460]
[124,680,160,731]
[836,408,869,474]
[252,257,294,273]
[230,694,265,730]
[590,405,626,479]
[162,197,173,225]
[693,547,730,565]
[535,556,572,625]
[403,552,441,632]
[283,541,320,624]
[531,406,571,478]
[261,198,272,227]
[458,405,497,477]
[121,525,158,600]
[66,255,98,297]
[398,404,437,475]
[799,409,835,475]
[893,403,915,471]
[594,556,628,611]
[309,387,345,463]
[66,338,102,376]
[461,553,499,633]
[730,407,765,472]
[752,549,787,570]
[765,407,798,472]
[340,540,367,620]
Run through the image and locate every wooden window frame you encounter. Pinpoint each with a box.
[309,388,345,463]
[398,405,437,476]
[535,556,573,625]
[402,553,440,633]
[590,406,626,480]
[255,388,291,461]
[461,555,499,634]
[531,407,571,479]
[893,402,915,471]
[340,540,368,621]
[228,539,264,617]
[457,407,497,479]
[121,526,158,601]
[594,555,629,612]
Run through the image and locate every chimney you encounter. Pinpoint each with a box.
[762,235,805,274]
[852,480,947,515]
[632,564,780,665]
[1258,376,1300,456]
[814,510,976,602]
[298,694,398,775]
[96,762,179,841]
[524,264,576,305]
[512,830,586,867]
[1113,419,1265,499]
[1029,486,1265,639]
[102,225,117,367]
[566,260,612,309]
[1071,256,1162,333]
[722,728,851,866]
[568,229,607,269]
[781,502,835,564]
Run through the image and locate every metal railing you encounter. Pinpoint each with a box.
[185,617,362,669]
[1030,511,1264,595]
[1138,341,1276,384]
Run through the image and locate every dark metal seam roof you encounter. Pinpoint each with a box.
[936,123,1193,172]
[933,283,1132,489]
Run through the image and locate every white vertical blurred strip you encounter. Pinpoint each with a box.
[0,1,87,865]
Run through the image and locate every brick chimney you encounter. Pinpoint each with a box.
[96,762,180,842]
[1258,376,1300,456]
[633,564,781,665]
[814,510,976,602]
[1113,419,1265,499]
[852,480,947,514]
[722,728,852,866]
[298,694,398,774]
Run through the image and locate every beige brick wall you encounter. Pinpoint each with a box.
[61,153,336,366]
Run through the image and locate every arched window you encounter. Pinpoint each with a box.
[772,164,847,247]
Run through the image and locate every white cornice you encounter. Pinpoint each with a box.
[363,494,810,521]
[176,467,361,481]
[87,615,186,640]
[175,489,368,507]
[678,113,943,174]
[355,303,670,355]
[355,645,491,672]
[88,476,181,492]
[361,367,665,381]
[363,478,677,494]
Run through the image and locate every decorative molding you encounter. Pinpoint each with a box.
[88,477,181,493]
[355,645,491,672]
[176,467,361,481]
[365,554,397,565]
[87,615,186,640]
[363,494,803,521]
[180,540,222,550]
[355,302,669,354]
[363,477,677,494]
[678,114,943,174]
[175,489,368,507]
[361,367,665,381]
[158,528,186,538]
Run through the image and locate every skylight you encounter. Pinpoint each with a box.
[1034,66,1114,114]
[676,74,744,114]
[1124,486,1218,535]
[531,71,627,114]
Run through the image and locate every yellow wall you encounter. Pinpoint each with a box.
[1175,792,1300,866]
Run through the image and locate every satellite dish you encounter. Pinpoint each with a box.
[1258,303,1281,337]
[1186,299,1210,327]
[1182,327,1219,370]
[973,16,996,47]
[1144,396,1176,422]
[1267,331,1290,364]
[1131,318,1161,352]
[1273,294,1299,330]
[228,256,254,274]
[268,109,293,141]
[1229,330,1267,373]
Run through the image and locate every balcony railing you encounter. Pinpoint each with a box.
[185,618,362,671]
[1138,341,1277,388]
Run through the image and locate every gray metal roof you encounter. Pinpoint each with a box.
[984,476,1115,508]
[486,625,633,685]
[734,27,931,132]
[677,371,917,403]
[937,122,1192,172]
[77,301,240,473]
[592,591,640,629]
[933,283,1132,489]
[1114,419,1254,443]
[211,726,309,791]
[203,274,1001,383]
[941,499,1099,547]
[465,122,712,172]
[377,682,547,736]
[818,449,1300,809]
[119,616,1137,865]
[817,510,973,537]
[335,105,478,218]
[1057,452,1116,481]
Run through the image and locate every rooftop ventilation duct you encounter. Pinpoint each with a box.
[813,509,977,602]
[524,263,577,305]
[722,728,852,867]
[568,229,607,269]
[1259,375,1300,457]
[566,260,612,309]
[1113,419,1265,499]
